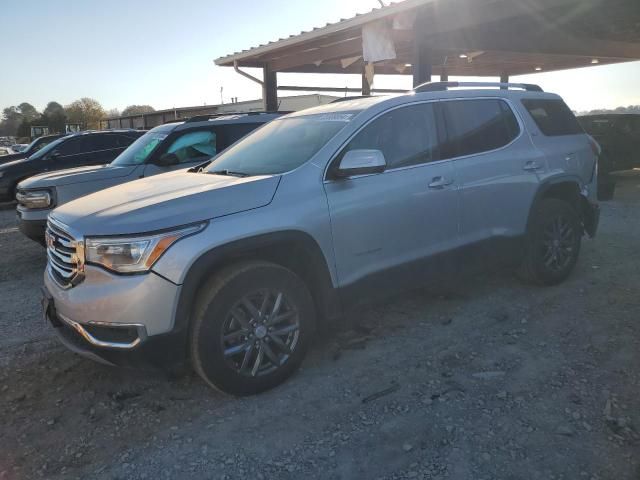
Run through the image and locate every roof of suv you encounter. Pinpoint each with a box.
[288,82,561,118]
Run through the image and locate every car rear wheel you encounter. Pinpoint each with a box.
[518,198,582,286]
[190,261,315,396]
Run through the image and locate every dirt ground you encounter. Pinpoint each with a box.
[1,173,639,480]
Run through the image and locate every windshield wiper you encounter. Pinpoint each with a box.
[208,169,250,178]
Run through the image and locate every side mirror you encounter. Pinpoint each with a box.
[336,149,386,178]
[155,152,179,167]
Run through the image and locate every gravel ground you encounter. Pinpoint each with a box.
[1,173,639,480]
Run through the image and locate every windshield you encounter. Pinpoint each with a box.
[28,136,66,160]
[205,114,353,176]
[111,131,168,166]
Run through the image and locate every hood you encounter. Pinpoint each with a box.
[0,157,32,171]
[51,170,281,236]
[0,152,27,165]
[19,164,135,189]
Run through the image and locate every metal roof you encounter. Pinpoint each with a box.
[215,0,640,78]
[215,0,428,65]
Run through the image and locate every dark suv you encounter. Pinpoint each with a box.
[579,114,640,200]
[0,134,67,165]
[0,130,143,203]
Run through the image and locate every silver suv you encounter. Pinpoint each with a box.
[41,83,600,395]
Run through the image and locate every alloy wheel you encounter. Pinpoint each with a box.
[221,289,300,377]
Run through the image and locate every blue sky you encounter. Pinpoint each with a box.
[2,0,639,113]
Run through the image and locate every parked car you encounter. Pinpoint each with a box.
[17,113,283,243]
[578,113,640,200]
[0,134,67,165]
[42,82,599,395]
[0,130,143,204]
[0,147,14,156]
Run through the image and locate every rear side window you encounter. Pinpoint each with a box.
[522,99,583,136]
[88,135,121,151]
[343,103,440,169]
[116,134,139,147]
[56,137,84,156]
[217,123,263,149]
[441,99,520,159]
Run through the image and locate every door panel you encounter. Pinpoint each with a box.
[324,102,459,293]
[325,161,458,289]
[441,98,540,244]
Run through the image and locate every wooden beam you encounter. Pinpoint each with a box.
[269,37,362,72]
[278,85,407,94]
[426,25,640,60]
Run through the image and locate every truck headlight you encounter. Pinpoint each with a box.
[85,222,206,273]
[16,190,52,209]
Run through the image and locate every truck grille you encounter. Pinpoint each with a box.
[46,218,84,289]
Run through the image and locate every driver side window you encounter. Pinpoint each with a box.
[166,130,217,164]
[343,103,440,169]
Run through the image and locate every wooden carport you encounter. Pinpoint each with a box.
[215,0,640,110]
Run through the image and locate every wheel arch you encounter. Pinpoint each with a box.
[172,230,342,351]
[527,176,585,231]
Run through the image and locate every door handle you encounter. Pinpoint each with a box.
[523,161,541,172]
[428,176,454,189]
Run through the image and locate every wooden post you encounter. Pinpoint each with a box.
[500,73,509,89]
[362,66,372,96]
[263,64,278,112]
[413,8,432,87]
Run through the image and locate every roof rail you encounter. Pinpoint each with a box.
[184,111,287,123]
[413,82,543,93]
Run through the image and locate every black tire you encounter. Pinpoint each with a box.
[190,261,315,396]
[518,199,582,286]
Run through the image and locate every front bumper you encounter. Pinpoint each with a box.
[43,265,187,367]
[44,300,187,368]
[16,213,47,243]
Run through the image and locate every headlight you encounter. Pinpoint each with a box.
[16,190,52,209]
[85,222,206,273]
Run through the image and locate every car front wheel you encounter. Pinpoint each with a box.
[190,261,315,396]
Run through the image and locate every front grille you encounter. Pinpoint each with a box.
[46,219,84,289]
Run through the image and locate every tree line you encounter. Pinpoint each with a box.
[0,100,156,138]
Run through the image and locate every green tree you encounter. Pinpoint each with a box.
[17,102,40,123]
[1,106,23,136]
[121,105,155,116]
[65,98,105,130]
[43,101,67,133]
